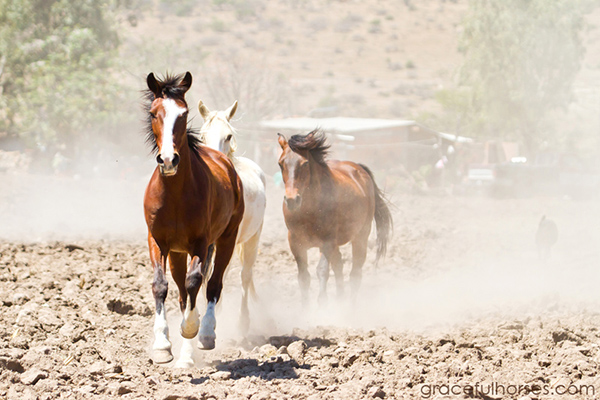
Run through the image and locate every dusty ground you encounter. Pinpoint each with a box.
[1,172,600,399]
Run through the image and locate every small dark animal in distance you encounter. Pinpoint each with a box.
[536,215,558,261]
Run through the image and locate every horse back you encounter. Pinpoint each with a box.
[327,160,376,226]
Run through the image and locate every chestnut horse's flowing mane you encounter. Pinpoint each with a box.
[142,72,202,155]
[288,129,331,166]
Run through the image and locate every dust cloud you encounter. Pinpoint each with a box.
[0,167,149,242]
[160,185,600,353]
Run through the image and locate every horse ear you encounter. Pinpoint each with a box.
[277,133,288,149]
[226,100,238,121]
[198,100,211,119]
[147,73,161,97]
[180,71,193,93]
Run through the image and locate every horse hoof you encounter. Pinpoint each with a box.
[198,336,216,350]
[152,349,174,364]
[180,326,199,340]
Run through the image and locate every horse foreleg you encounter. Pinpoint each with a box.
[199,237,236,350]
[290,236,310,307]
[181,255,202,339]
[167,252,196,368]
[328,247,344,301]
[239,226,261,335]
[149,237,173,364]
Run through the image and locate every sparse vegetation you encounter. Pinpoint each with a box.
[209,18,228,32]
[441,0,596,154]
[159,0,196,17]
[335,13,363,33]
[369,19,381,33]
[0,0,126,150]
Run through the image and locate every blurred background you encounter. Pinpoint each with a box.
[1,0,600,240]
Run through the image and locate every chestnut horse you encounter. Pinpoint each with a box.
[278,129,392,305]
[143,72,244,367]
[198,99,267,334]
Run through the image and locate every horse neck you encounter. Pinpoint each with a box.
[303,158,331,209]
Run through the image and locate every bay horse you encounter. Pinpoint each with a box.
[278,129,392,305]
[198,99,267,334]
[143,72,244,367]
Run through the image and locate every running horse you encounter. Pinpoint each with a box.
[277,129,392,305]
[143,72,244,367]
[198,99,267,334]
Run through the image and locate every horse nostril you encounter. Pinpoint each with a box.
[172,153,180,167]
[156,154,164,165]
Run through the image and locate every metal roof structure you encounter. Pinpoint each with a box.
[259,117,417,134]
[438,131,474,144]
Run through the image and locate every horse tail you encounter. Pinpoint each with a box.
[359,164,393,265]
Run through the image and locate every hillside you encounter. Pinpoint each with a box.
[120,0,600,146]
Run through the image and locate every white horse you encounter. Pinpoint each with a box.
[198,99,267,334]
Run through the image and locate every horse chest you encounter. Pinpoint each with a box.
[149,201,208,250]
[286,210,334,241]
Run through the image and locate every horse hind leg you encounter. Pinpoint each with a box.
[150,243,173,364]
[238,227,261,335]
[316,252,330,306]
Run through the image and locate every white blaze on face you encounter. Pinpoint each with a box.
[202,113,233,155]
[202,127,222,153]
[160,98,187,164]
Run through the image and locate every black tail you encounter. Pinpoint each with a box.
[359,164,393,265]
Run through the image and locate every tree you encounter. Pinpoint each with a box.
[439,0,595,155]
[0,0,125,150]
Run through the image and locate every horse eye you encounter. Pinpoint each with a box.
[226,134,233,141]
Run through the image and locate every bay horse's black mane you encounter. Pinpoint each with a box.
[288,129,330,166]
[143,73,202,155]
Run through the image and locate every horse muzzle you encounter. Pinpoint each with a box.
[284,195,302,211]
[157,153,180,176]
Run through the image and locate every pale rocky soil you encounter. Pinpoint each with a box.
[1,173,600,399]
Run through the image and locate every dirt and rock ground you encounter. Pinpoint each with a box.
[1,173,600,400]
